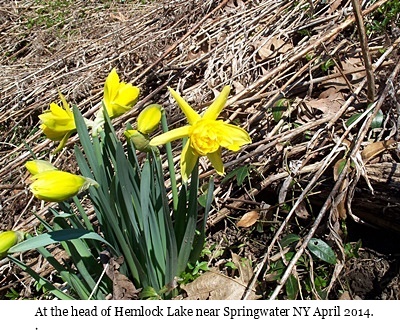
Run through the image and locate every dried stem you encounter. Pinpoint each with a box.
[351,0,376,102]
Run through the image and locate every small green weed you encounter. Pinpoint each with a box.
[366,0,400,34]
[4,287,20,300]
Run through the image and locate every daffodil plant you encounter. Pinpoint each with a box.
[9,69,251,300]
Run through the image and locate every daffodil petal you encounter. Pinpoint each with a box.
[207,149,224,175]
[40,124,67,141]
[58,91,72,114]
[168,87,201,125]
[149,126,190,146]
[202,86,231,121]
[218,122,251,151]
[25,160,57,175]
[104,68,119,105]
[114,84,140,109]
[181,140,199,182]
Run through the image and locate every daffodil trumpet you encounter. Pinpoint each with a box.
[149,86,251,181]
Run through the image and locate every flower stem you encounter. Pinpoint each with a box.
[161,111,178,212]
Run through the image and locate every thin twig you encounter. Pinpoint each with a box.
[351,0,376,102]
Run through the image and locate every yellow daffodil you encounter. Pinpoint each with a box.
[25,160,57,175]
[149,86,251,181]
[137,104,162,134]
[0,231,25,259]
[39,92,76,152]
[93,68,140,135]
[103,68,140,118]
[28,169,98,202]
[124,104,162,151]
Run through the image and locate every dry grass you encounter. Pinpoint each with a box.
[1,0,400,299]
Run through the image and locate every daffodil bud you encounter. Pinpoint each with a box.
[137,104,162,134]
[25,160,57,175]
[29,170,98,202]
[124,129,151,152]
[0,231,25,258]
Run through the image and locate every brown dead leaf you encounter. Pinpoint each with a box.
[232,80,246,94]
[294,201,311,220]
[338,291,353,300]
[182,253,259,300]
[225,0,246,13]
[337,178,349,220]
[100,251,139,300]
[361,139,396,163]
[255,36,293,60]
[342,57,366,81]
[237,210,259,228]
[305,89,345,115]
[232,253,252,284]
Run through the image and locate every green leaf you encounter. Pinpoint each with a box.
[333,158,347,181]
[225,261,238,270]
[307,238,337,264]
[198,193,207,207]
[177,164,199,274]
[52,219,107,300]
[8,255,74,300]
[279,234,300,247]
[321,58,335,72]
[190,177,214,266]
[270,98,290,123]
[285,273,299,300]
[222,165,252,186]
[371,109,384,129]
[345,113,362,127]
[236,166,250,186]
[9,229,113,254]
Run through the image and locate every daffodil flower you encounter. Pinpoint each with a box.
[103,68,140,118]
[124,104,162,151]
[27,168,98,202]
[0,231,25,259]
[39,92,76,152]
[149,86,251,181]
[93,69,140,136]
